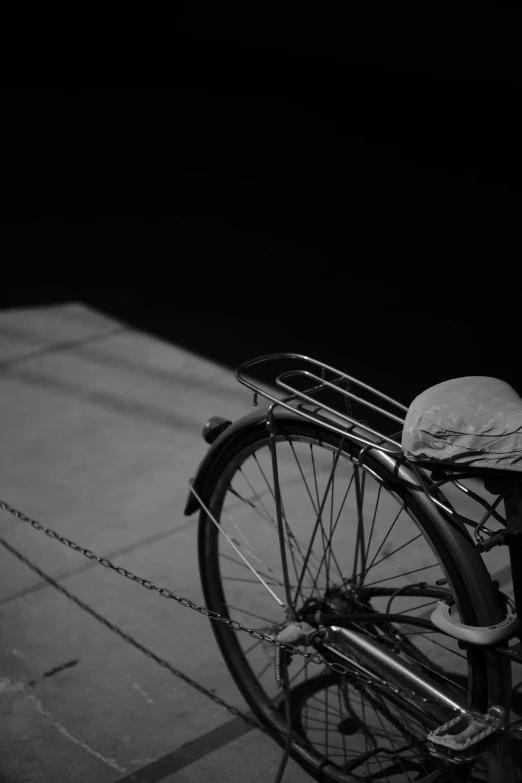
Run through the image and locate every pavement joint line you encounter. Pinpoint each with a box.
[0,498,511,607]
[0,470,314,606]
[0,518,196,607]
[0,535,257,733]
[0,314,261,402]
[0,326,128,369]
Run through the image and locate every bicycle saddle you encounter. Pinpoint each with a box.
[401,376,522,471]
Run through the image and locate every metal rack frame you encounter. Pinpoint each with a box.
[235,353,508,541]
[235,353,408,455]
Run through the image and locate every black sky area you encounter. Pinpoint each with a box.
[2,9,521,404]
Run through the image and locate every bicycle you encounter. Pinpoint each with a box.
[184,353,522,783]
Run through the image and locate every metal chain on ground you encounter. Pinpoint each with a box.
[0,526,261,732]
[0,536,440,782]
[0,497,509,733]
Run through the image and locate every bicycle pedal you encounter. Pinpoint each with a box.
[427,707,504,759]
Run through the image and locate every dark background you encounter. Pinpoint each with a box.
[2,8,521,407]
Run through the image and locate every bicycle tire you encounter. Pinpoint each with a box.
[197,411,514,782]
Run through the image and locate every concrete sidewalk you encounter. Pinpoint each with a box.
[0,303,519,783]
[0,302,312,783]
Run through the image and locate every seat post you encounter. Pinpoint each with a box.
[503,481,522,634]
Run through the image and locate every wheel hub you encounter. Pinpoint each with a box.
[297,585,361,625]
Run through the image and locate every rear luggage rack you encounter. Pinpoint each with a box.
[235,353,408,456]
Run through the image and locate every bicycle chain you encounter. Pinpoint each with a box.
[0,497,515,741]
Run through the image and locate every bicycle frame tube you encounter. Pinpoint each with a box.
[504,481,522,638]
[322,625,471,716]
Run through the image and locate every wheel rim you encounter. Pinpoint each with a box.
[202,428,491,781]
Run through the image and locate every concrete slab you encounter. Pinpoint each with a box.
[0,303,265,782]
[0,467,254,783]
[0,305,254,600]
[0,303,310,783]
[1,302,520,783]
[0,302,121,366]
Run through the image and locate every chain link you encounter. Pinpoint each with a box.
[1,496,516,748]
[0,512,261,731]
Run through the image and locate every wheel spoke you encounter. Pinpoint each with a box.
[422,635,468,661]
[309,693,345,717]
[361,504,404,578]
[255,659,273,681]
[200,425,503,780]
[227,605,280,625]
[293,445,344,608]
[352,465,367,584]
[222,575,291,587]
[242,637,265,655]
[372,705,409,780]
[337,686,348,760]
[291,443,346,602]
[229,476,328,598]
[363,563,440,588]
[363,482,383,576]
[306,457,355,597]
[250,451,310,591]
[359,532,424,579]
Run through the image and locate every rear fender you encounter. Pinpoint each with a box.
[184,408,468,549]
[184,408,510,723]
[184,407,297,515]
[185,413,506,623]
[184,407,433,513]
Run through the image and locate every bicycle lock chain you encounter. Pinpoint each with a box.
[2,493,521,755]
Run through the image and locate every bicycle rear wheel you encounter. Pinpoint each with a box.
[198,413,513,782]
